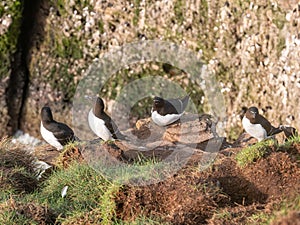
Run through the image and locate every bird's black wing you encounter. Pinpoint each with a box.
[254,115,282,136]
[161,100,179,115]
[280,126,298,139]
[268,126,283,136]
[166,95,189,114]
[101,113,126,140]
[48,122,75,144]
[253,115,272,134]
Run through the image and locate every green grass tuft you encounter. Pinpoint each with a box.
[280,135,300,149]
[100,183,120,224]
[235,139,276,167]
[91,153,174,186]
[247,195,300,224]
[31,162,120,224]
[0,210,34,225]
[211,209,233,221]
[114,216,168,225]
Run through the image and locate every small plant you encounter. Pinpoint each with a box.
[132,0,141,26]
[247,195,300,224]
[280,135,300,149]
[55,140,82,168]
[174,0,185,25]
[211,209,232,220]
[114,216,168,225]
[235,139,276,167]
[247,211,273,225]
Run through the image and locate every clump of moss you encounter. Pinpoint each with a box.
[235,139,276,167]
[174,0,184,25]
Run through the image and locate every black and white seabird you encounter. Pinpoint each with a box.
[87,97,126,141]
[151,95,189,127]
[242,106,282,142]
[279,125,298,140]
[40,106,76,150]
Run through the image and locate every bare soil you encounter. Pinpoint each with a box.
[113,144,300,224]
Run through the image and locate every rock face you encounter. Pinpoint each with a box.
[129,113,219,149]
[0,77,10,137]
[1,0,300,142]
[0,0,23,137]
[163,114,215,144]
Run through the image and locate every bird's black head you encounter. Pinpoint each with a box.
[247,106,259,119]
[153,96,164,110]
[239,106,248,120]
[41,106,53,123]
[94,97,105,114]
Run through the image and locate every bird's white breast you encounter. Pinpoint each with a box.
[242,117,267,141]
[40,122,64,150]
[88,109,113,141]
[151,111,183,127]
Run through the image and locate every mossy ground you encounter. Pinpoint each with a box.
[0,132,299,224]
[235,138,277,167]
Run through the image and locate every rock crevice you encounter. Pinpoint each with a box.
[5,0,49,135]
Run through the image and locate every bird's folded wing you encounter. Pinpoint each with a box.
[50,123,74,141]
[254,115,272,134]
[167,96,189,114]
[268,126,283,136]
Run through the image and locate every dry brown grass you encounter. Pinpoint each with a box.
[0,137,38,192]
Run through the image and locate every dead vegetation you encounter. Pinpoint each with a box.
[0,137,38,193]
